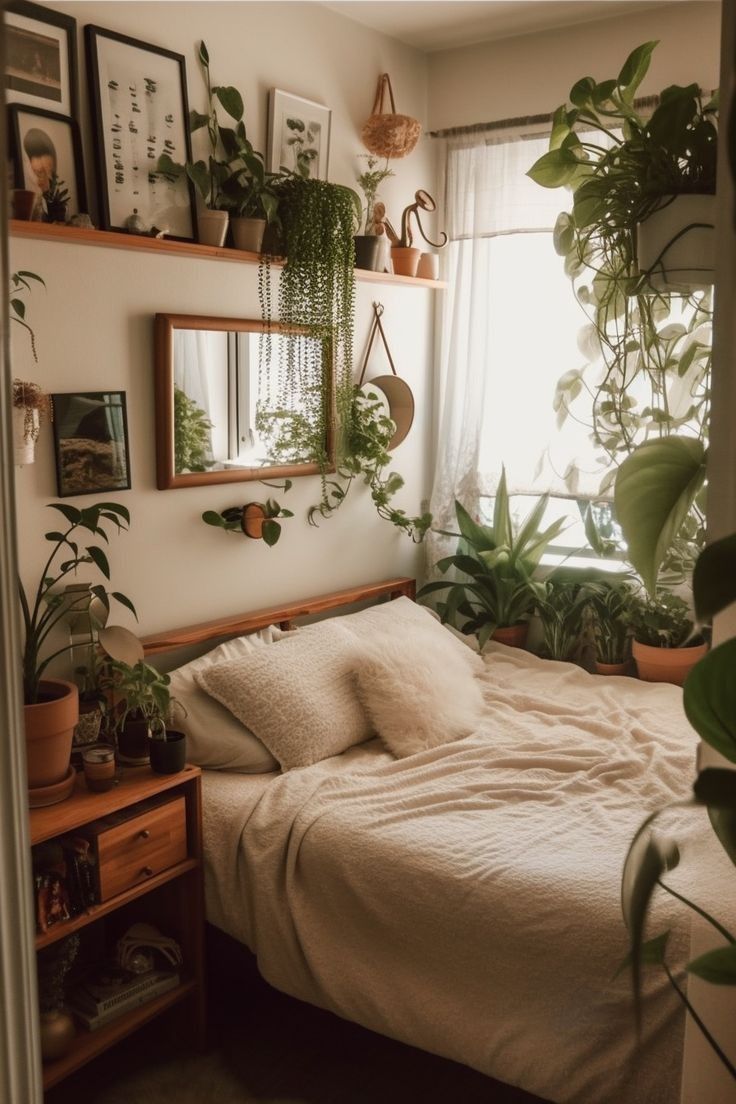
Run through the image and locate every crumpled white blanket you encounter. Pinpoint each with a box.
[203,644,724,1104]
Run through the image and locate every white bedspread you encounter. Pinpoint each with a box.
[203,644,719,1104]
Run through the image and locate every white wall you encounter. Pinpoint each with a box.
[10,1,438,641]
[428,1,721,131]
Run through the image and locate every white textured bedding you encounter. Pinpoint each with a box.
[202,643,718,1104]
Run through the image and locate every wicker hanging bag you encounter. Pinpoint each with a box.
[361,74,421,160]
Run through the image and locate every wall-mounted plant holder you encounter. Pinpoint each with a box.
[202,499,293,547]
[357,303,414,450]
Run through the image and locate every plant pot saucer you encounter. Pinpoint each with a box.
[28,764,76,808]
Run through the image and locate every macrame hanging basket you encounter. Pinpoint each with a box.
[361,74,421,160]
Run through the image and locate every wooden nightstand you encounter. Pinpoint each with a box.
[29,765,205,1092]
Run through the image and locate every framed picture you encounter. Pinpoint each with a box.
[85,25,197,241]
[268,89,331,180]
[51,391,131,498]
[8,105,87,217]
[5,1,78,119]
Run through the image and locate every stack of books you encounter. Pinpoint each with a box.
[69,966,180,1031]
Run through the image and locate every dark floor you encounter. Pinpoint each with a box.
[45,925,549,1104]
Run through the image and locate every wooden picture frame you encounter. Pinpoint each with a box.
[5,1,78,119]
[51,391,131,498]
[267,89,331,180]
[85,25,197,240]
[8,104,87,218]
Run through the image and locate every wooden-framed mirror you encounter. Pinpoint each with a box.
[154,313,333,489]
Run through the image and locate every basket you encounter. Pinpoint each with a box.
[361,74,421,160]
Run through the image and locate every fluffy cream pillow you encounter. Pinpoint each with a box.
[355,632,486,758]
[195,620,372,771]
[167,628,280,773]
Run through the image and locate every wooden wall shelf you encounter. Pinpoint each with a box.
[9,220,447,290]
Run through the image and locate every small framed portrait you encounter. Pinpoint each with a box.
[8,104,86,217]
[85,25,197,241]
[5,1,78,119]
[51,391,131,498]
[268,89,331,180]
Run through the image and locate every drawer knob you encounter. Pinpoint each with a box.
[137,828,151,840]
[140,866,154,878]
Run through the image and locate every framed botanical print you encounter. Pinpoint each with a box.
[267,89,331,180]
[51,391,131,498]
[85,25,197,240]
[8,104,87,218]
[5,1,78,119]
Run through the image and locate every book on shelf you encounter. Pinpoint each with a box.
[69,967,180,1028]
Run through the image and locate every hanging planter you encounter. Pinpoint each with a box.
[361,74,421,160]
[12,380,50,466]
[637,194,715,291]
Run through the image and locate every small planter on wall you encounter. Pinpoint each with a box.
[202,499,292,547]
[13,405,39,465]
[637,194,715,291]
[242,502,267,539]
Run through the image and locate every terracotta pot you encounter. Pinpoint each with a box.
[231,216,266,253]
[12,188,37,220]
[391,246,421,277]
[632,639,708,686]
[637,194,715,291]
[595,660,629,677]
[150,730,187,775]
[492,623,529,649]
[24,679,78,792]
[241,502,267,539]
[197,210,229,247]
[117,716,151,765]
[354,235,382,271]
[40,1009,76,1062]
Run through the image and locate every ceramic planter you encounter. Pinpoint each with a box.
[25,679,78,805]
[149,730,187,774]
[632,639,708,686]
[637,194,715,291]
[231,216,266,253]
[13,405,39,465]
[354,235,382,271]
[492,623,529,649]
[197,210,229,247]
[117,716,151,766]
[391,246,421,277]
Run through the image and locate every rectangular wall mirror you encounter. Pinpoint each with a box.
[154,313,333,489]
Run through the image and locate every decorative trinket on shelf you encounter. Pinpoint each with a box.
[380,189,447,277]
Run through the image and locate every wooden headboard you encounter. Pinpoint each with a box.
[140,577,416,657]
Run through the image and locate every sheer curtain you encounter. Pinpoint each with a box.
[426,131,588,572]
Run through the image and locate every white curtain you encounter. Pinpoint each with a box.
[173,329,216,458]
[426,131,588,572]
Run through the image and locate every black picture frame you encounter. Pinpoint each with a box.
[51,391,132,498]
[5,1,79,121]
[85,25,198,241]
[8,104,87,218]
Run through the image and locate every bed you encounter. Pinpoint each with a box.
[141,578,720,1104]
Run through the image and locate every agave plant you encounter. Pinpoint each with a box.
[418,468,566,648]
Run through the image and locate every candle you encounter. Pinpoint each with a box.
[82,745,116,792]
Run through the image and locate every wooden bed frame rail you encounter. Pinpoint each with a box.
[140,577,416,656]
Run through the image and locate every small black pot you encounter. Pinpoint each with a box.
[149,730,187,775]
[353,235,382,271]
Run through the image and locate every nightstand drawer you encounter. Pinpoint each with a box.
[96,796,187,901]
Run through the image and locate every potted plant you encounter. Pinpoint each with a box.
[219,138,280,253]
[42,173,70,224]
[202,496,294,547]
[622,532,736,1082]
[534,575,594,663]
[417,468,566,649]
[20,503,135,805]
[528,42,718,291]
[353,154,394,271]
[589,580,635,674]
[173,385,214,474]
[109,658,181,769]
[37,933,79,1061]
[628,591,706,685]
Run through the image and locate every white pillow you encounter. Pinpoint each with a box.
[355,632,486,758]
[195,620,372,771]
[168,628,280,773]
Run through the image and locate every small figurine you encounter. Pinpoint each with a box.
[123,208,150,235]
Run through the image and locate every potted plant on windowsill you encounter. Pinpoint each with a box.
[528,41,718,292]
[353,154,394,271]
[628,591,706,685]
[589,580,635,675]
[417,468,567,649]
[20,502,136,806]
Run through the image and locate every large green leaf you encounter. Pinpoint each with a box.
[214,85,244,122]
[614,437,707,597]
[687,944,736,985]
[693,535,736,623]
[454,501,494,553]
[618,41,658,102]
[526,147,580,189]
[492,468,512,550]
[684,640,736,764]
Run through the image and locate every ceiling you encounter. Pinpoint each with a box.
[320,1,686,53]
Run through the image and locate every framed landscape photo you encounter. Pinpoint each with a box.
[85,25,197,240]
[268,89,331,180]
[5,1,78,119]
[52,391,131,498]
[8,104,87,217]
